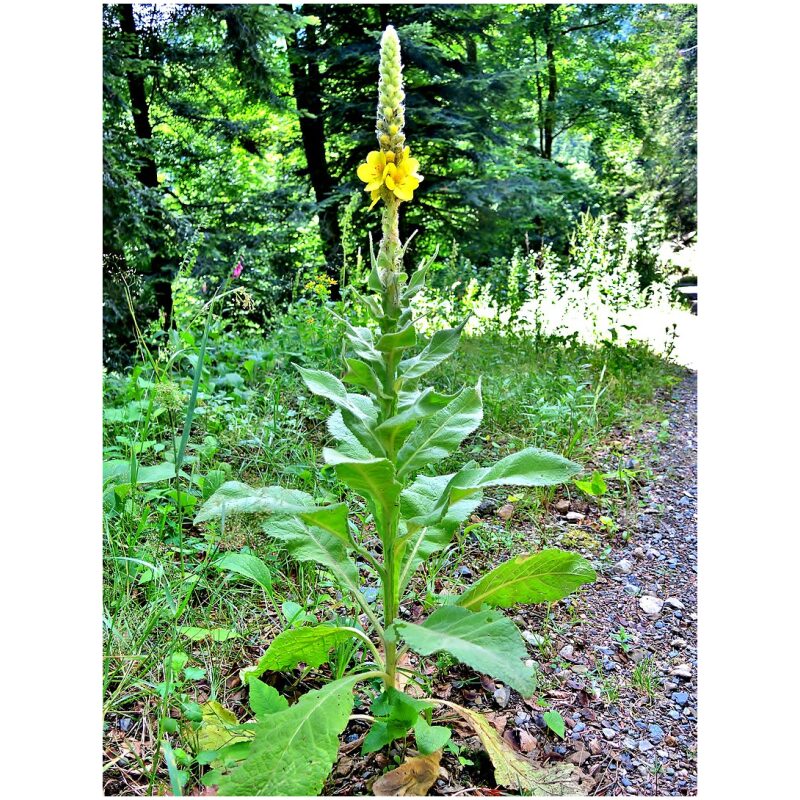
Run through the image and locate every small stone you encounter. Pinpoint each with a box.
[496,503,514,521]
[670,637,688,648]
[555,499,571,514]
[672,691,689,706]
[118,718,132,732]
[630,648,649,664]
[615,559,634,574]
[589,738,603,755]
[455,565,473,578]
[524,659,538,669]
[603,659,617,672]
[566,511,585,522]
[522,631,545,647]
[668,710,681,720]
[665,597,685,610]
[648,724,664,743]
[573,722,586,733]
[655,620,665,629]
[639,739,654,753]
[633,547,645,559]
[670,663,692,678]
[622,737,637,750]
[620,777,632,787]
[639,595,664,615]
[493,686,511,708]
[602,728,617,740]
[623,583,641,596]
[559,644,575,659]
[514,711,531,726]
[678,496,691,506]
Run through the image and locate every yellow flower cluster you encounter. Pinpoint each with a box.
[357,147,423,209]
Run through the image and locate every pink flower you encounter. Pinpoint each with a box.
[232,261,243,279]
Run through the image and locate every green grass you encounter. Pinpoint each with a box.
[102,299,682,793]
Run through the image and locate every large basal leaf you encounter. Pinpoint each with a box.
[396,382,483,478]
[194,481,313,523]
[371,750,442,796]
[262,516,363,602]
[297,503,354,549]
[398,319,467,381]
[214,552,274,592]
[444,702,587,795]
[216,675,358,796]
[248,680,289,718]
[458,550,596,611]
[394,606,536,696]
[478,447,581,487]
[245,626,361,676]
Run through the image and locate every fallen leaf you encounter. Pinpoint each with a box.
[442,702,588,795]
[372,751,442,796]
[486,713,508,735]
[496,503,514,520]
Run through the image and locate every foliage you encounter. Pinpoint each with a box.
[188,28,596,795]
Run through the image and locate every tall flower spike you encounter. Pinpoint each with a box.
[376,25,406,156]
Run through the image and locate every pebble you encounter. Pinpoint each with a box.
[571,665,589,675]
[118,718,132,732]
[515,711,531,725]
[602,728,617,740]
[493,686,511,708]
[555,499,570,514]
[670,663,692,678]
[589,739,603,755]
[648,724,664,743]
[455,565,473,578]
[665,597,685,610]
[638,740,654,753]
[668,710,681,720]
[620,777,632,787]
[522,631,545,647]
[655,620,665,629]
[615,559,634,574]
[672,691,689,706]
[623,583,641,596]
[573,722,586,733]
[566,511,585,522]
[559,644,574,658]
[639,595,664,615]
[622,736,637,750]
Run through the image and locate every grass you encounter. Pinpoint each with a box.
[631,656,659,702]
[102,297,683,794]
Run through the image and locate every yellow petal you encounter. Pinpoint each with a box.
[404,158,420,174]
[385,173,396,190]
[365,179,383,191]
[402,146,411,161]
[357,163,374,182]
[366,150,385,168]
[394,185,414,201]
[369,190,381,210]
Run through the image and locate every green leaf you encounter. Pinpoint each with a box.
[323,449,402,535]
[183,667,206,681]
[194,481,313,523]
[375,387,457,454]
[414,716,452,754]
[363,688,432,754]
[186,701,251,755]
[458,550,596,611]
[574,471,608,497]
[343,358,385,398]
[297,503,354,549]
[326,410,373,460]
[216,675,358,796]
[262,516,363,604]
[396,382,483,478]
[214,552,274,593]
[178,626,240,643]
[398,318,467,380]
[248,681,289,718]
[478,447,582,487]
[394,606,536,696]
[376,322,417,352]
[246,626,361,676]
[542,710,565,739]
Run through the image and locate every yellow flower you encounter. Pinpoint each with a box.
[385,148,423,202]
[357,151,390,192]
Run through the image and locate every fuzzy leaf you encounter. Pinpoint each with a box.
[216,675,358,796]
[214,552,273,592]
[376,322,417,352]
[246,626,361,675]
[458,550,596,611]
[297,503,354,549]
[478,447,581,487]
[194,481,312,523]
[188,701,251,755]
[327,410,373,460]
[363,689,432,754]
[398,318,467,380]
[343,358,385,398]
[375,387,456,453]
[394,606,536,696]
[248,681,289,718]
[414,717,452,754]
[396,382,483,478]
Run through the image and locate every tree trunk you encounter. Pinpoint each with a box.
[542,4,558,161]
[287,18,342,299]
[118,4,173,328]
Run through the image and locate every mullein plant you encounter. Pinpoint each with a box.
[192,27,595,796]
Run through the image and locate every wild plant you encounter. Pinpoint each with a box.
[191,27,595,796]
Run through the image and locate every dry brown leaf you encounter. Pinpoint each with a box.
[372,751,442,796]
[496,503,514,520]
